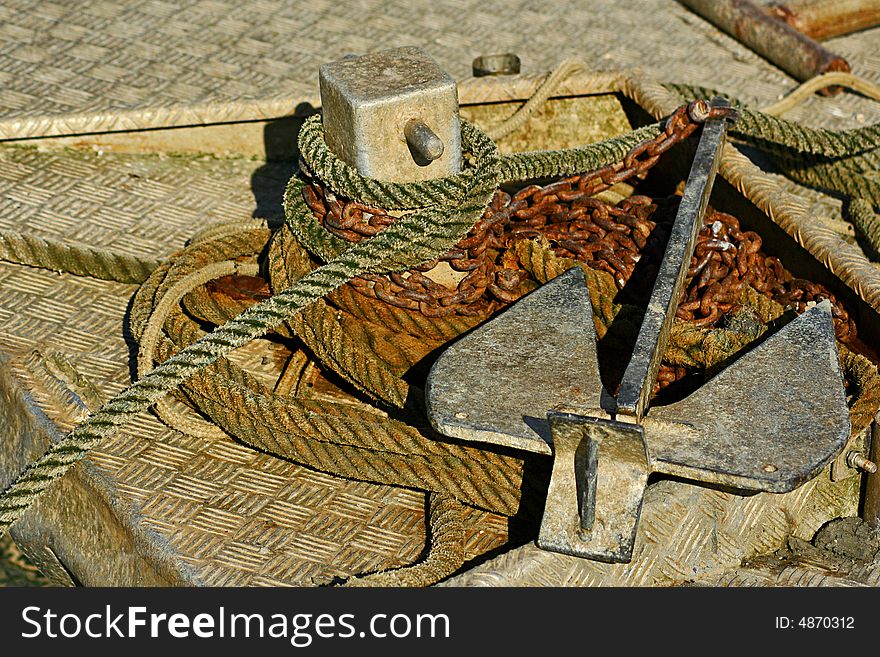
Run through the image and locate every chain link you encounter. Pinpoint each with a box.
[301,104,857,393]
[306,104,702,317]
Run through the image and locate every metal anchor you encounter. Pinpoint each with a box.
[425,99,851,562]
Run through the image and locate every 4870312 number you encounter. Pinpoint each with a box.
[775,617,854,629]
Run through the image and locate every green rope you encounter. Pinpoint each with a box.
[2,86,879,537]
[0,230,161,283]
[0,116,669,533]
[665,83,880,157]
[665,82,880,240]
[289,115,666,265]
[847,198,880,257]
[495,123,663,181]
[772,151,880,205]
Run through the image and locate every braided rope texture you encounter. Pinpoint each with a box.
[0,231,160,284]
[0,146,512,585]
[0,111,674,583]
[2,79,879,585]
[156,219,880,586]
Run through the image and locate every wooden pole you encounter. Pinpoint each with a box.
[770,0,880,41]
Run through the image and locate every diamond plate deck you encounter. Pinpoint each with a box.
[0,146,510,585]
[1,0,879,140]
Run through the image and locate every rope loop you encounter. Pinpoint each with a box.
[286,117,502,273]
[295,115,496,210]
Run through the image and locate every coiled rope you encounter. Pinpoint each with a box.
[0,114,671,565]
[1,74,879,586]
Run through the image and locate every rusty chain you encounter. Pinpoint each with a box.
[301,104,857,394]
[304,103,703,317]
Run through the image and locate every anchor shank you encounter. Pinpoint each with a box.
[616,99,730,420]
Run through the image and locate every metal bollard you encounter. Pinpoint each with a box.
[319,47,461,182]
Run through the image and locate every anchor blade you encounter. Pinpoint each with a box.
[645,301,851,492]
[425,267,605,455]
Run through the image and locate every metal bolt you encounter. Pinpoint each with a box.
[404,119,444,164]
[846,450,878,474]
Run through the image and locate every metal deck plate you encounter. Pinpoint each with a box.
[0,146,508,585]
[1,0,879,140]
